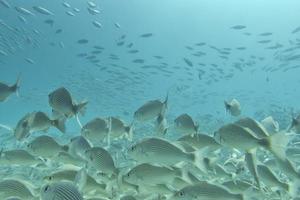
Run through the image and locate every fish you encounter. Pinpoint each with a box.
[32,6,54,15]
[224,98,241,116]
[128,137,204,170]
[15,7,35,16]
[257,164,289,191]
[172,181,243,199]
[292,26,300,34]
[68,136,92,160]
[0,75,20,102]
[234,117,269,138]
[85,147,119,177]
[26,111,66,133]
[40,181,83,200]
[0,0,10,8]
[140,33,153,38]
[214,123,289,160]
[259,32,273,36]
[231,25,246,30]
[0,179,38,199]
[27,135,68,157]
[44,19,54,26]
[261,116,279,134]
[81,117,109,142]
[124,163,182,186]
[87,7,100,15]
[66,11,75,16]
[134,94,168,122]
[44,168,107,197]
[13,113,32,140]
[183,58,193,67]
[174,114,198,136]
[177,133,221,151]
[155,114,168,135]
[77,39,89,44]
[0,149,43,166]
[92,21,102,28]
[48,87,88,120]
[288,114,300,133]
[109,117,133,140]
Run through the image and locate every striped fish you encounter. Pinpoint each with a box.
[40,181,83,200]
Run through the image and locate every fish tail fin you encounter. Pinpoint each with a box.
[161,92,169,116]
[224,100,231,113]
[11,73,21,97]
[51,118,66,133]
[288,118,297,132]
[0,123,13,132]
[262,133,289,160]
[74,100,88,116]
[124,123,133,141]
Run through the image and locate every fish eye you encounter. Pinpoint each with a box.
[44,185,50,192]
[130,146,136,151]
[179,191,184,196]
[48,176,53,181]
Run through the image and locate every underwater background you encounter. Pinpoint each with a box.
[1,0,300,199]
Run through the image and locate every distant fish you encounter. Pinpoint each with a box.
[257,40,271,44]
[140,33,153,38]
[231,25,246,30]
[32,6,54,15]
[236,47,246,50]
[132,59,145,64]
[128,50,139,54]
[44,19,54,26]
[15,6,35,16]
[66,11,75,16]
[25,58,35,64]
[127,43,133,48]
[114,22,121,29]
[87,1,97,8]
[77,39,89,44]
[259,32,273,36]
[0,0,10,8]
[183,58,193,67]
[87,7,100,15]
[73,8,80,13]
[292,26,300,34]
[0,49,8,56]
[55,29,63,34]
[77,53,87,57]
[62,2,71,8]
[92,20,102,28]
[117,41,125,46]
[195,42,206,46]
[18,15,27,23]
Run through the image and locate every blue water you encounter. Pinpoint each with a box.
[1,0,300,198]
